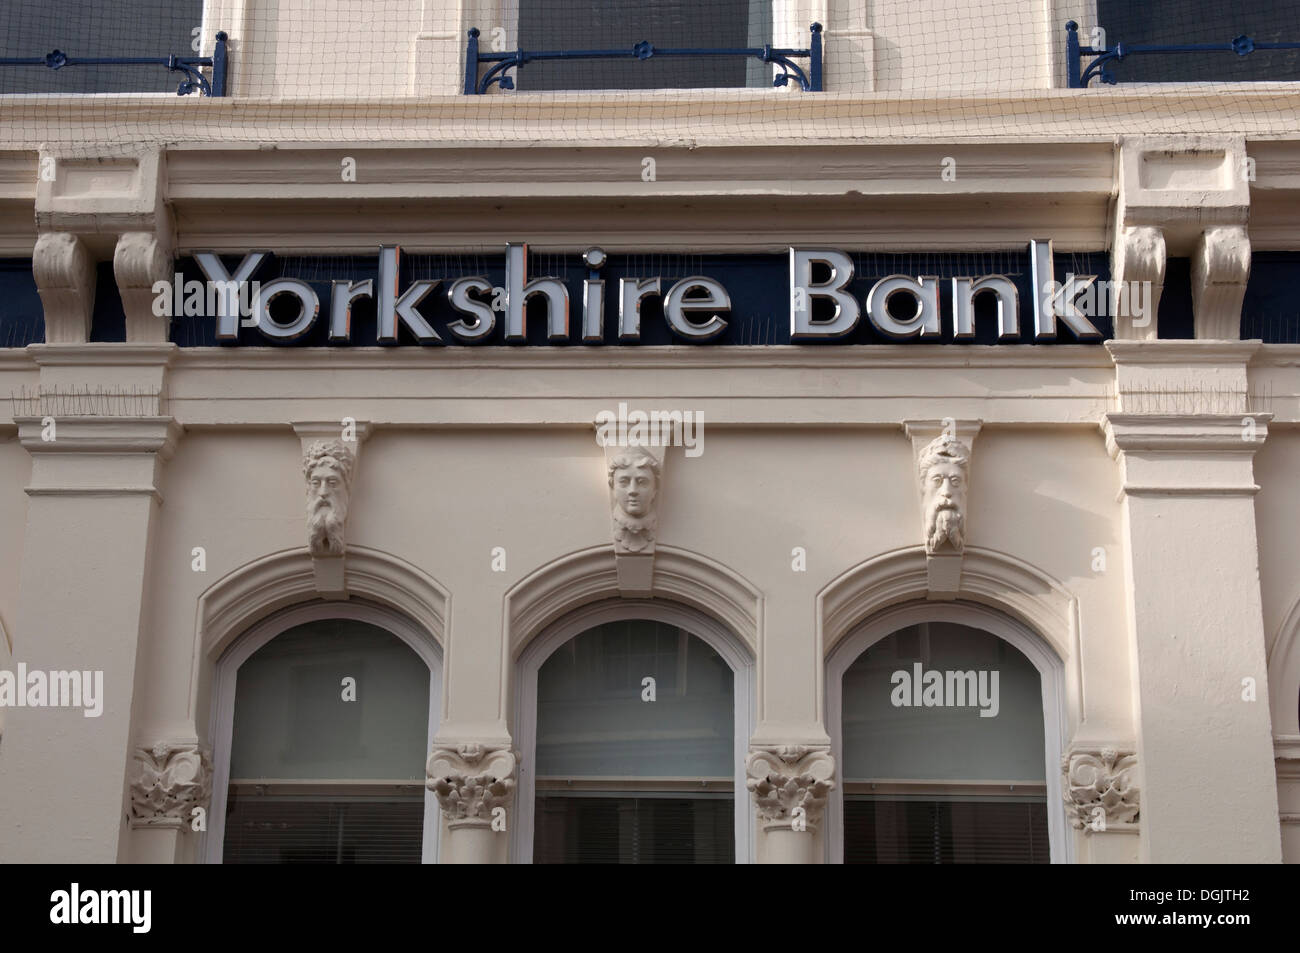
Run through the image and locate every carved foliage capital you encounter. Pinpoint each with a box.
[745,745,836,831]
[1062,746,1140,831]
[426,743,518,823]
[129,742,212,829]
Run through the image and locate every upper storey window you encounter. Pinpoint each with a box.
[0,0,206,94]
[514,0,775,90]
[1094,0,1300,82]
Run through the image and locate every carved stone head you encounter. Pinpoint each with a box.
[608,448,661,553]
[303,440,355,556]
[917,433,970,554]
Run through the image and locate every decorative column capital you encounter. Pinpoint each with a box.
[745,744,836,832]
[1062,745,1140,832]
[426,743,518,827]
[128,742,212,830]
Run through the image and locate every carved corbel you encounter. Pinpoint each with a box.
[128,741,213,831]
[1191,225,1251,341]
[32,232,95,343]
[603,440,665,596]
[113,231,173,342]
[904,420,980,598]
[293,421,372,598]
[1111,136,1250,340]
[1062,745,1140,833]
[426,743,519,829]
[745,745,836,832]
[1110,225,1165,341]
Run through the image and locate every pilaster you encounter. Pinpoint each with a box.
[0,357,180,861]
[1102,339,1281,863]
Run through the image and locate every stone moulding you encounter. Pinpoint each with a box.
[129,741,212,830]
[426,743,518,826]
[1062,745,1140,832]
[745,744,836,832]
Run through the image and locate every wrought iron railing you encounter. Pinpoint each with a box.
[1066,20,1300,87]
[0,31,228,96]
[464,23,822,94]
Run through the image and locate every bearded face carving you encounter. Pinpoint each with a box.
[918,434,970,555]
[303,440,355,556]
[609,449,661,554]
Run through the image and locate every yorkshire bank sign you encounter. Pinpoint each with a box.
[166,241,1128,346]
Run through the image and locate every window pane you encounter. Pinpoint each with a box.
[536,619,734,779]
[845,798,1049,864]
[230,619,429,781]
[534,618,737,863]
[223,618,430,865]
[1097,0,1300,82]
[842,622,1045,783]
[223,791,424,864]
[0,0,206,94]
[535,795,734,864]
[516,0,774,90]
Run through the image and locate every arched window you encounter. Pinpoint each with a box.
[514,600,754,863]
[827,603,1069,863]
[203,602,442,863]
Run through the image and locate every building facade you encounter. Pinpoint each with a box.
[0,0,1297,864]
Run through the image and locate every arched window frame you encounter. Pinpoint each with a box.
[824,601,1072,864]
[201,600,444,864]
[512,598,756,863]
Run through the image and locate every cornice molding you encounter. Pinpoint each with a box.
[4,88,1300,146]
[169,344,1116,371]
[26,343,178,367]
[1103,413,1271,456]
[1105,340,1262,366]
[15,415,182,456]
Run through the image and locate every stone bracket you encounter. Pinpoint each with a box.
[32,232,96,344]
[114,231,174,343]
[1112,136,1251,340]
[1191,225,1251,341]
